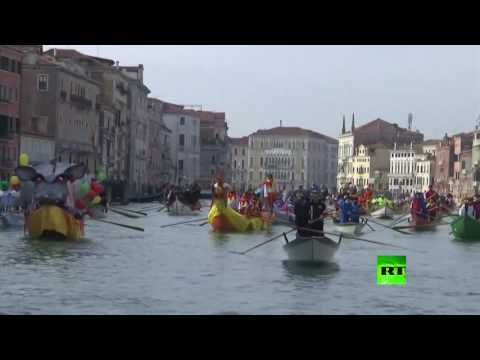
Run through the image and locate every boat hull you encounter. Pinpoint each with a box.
[371,207,394,219]
[410,211,437,231]
[451,215,480,240]
[208,201,273,233]
[167,201,201,216]
[283,235,340,263]
[333,223,365,235]
[1,213,25,228]
[26,205,84,240]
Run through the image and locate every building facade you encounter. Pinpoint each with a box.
[388,144,420,196]
[434,134,454,194]
[247,126,338,191]
[337,116,424,190]
[414,153,435,193]
[229,136,248,192]
[0,46,23,179]
[162,102,200,185]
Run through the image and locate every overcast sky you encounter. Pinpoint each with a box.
[46,45,480,140]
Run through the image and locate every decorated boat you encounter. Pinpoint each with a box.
[15,161,88,240]
[208,200,274,232]
[283,232,341,263]
[450,215,480,240]
[408,210,438,231]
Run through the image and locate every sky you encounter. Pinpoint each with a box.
[46,45,480,140]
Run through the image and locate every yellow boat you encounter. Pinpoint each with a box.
[208,200,274,233]
[26,205,85,240]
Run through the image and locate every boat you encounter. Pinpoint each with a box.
[272,202,295,224]
[450,215,480,240]
[333,222,365,235]
[283,232,341,263]
[208,200,274,233]
[370,206,394,220]
[167,200,201,216]
[26,205,84,240]
[408,210,439,231]
[0,212,25,228]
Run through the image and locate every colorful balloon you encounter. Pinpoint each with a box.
[92,182,104,195]
[96,171,107,182]
[10,176,20,186]
[92,195,102,205]
[0,181,8,191]
[86,190,97,201]
[75,199,86,209]
[79,182,90,197]
[19,153,29,166]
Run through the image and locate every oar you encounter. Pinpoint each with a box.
[157,206,167,212]
[361,218,376,232]
[110,207,147,216]
[198,221,209,226]
[389,213,410,227]
[231,228,297,255]
[160,217,209,228]
[295,227,419,251]
[108,208,143,219]
[91,218,144,232]
[363,217,411,235]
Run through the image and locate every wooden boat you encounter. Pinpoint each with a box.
[272,202,295,224]
[167,200,201,216]
[208,201,274,233]
[283,233,341,263]
[450,215,480,240]
[26,205,84,240]
[1,212,25,228]
[370,206,394,220]
[408,210,439,231]
[333,222,365,235]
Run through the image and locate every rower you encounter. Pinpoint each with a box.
[294,190,310,237]
[350,196,360,223]
[166,185,177,212]
[340,197,353,224]
[306,189,326,236]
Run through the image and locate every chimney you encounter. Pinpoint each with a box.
[115,61,119,69]
[351,113,355,132]
[342,115,346,134]
[280,120,283,127]
[408,113,413,130]
[138,64,144,83]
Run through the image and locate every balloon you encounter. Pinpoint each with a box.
[75,199,86,209]
[12,183,21,191]
[86,190,97,201]
[92,195,101,205]
[79,182,90,197]
[96,171,107,183]
[10,176,20,186]
[92,182,104,195]
[0,181,8,191]
[19,153,29,166]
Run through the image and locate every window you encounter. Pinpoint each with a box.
[179,134,185,146]
[180,117,185,125]
[250,157,253,166]
[0,57,9,71]
[234,148,238,156]
[178,160,184,170]
[234,160,237,169]
[242,149,245,156]
[211,155,216,164]
[260,157,263,166]
[242,160,245,169]
[38,74,48,91]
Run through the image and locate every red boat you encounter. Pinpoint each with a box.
[409,210,438,231]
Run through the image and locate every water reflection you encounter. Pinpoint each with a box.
[282,260,340,279]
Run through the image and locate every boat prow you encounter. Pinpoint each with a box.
[333,222,365,235]
[371,206,394,220]
[451,215,480,240]
[26,205,84,240]
[283,233,341,263]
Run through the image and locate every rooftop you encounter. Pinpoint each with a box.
[44,48,115,66]
[229,136,249,146]
[250,126,338,144]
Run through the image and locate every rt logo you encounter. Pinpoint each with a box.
[377,256,407,286]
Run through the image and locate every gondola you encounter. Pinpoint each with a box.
[283,232,341,263]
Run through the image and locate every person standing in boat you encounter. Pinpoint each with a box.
[340,196,353,224]
[166,185,177,212]
[350,196,361,223]
[294,190,310,236]
[306,189,327,236]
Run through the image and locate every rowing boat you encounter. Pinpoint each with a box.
[333,222,365,235]
[370,206,394,220]
[409,210,439,231]
[450,215,480,240]
[283,233,341,263]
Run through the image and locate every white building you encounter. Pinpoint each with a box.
[247,126,338,191]
[388,143,418,196]
[229,136,248,192]
[414,153,435,193]
[162,102,200,185]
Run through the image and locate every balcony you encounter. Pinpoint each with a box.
[70,94,92,109]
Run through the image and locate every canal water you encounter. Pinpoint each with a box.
[1,205,480,314]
